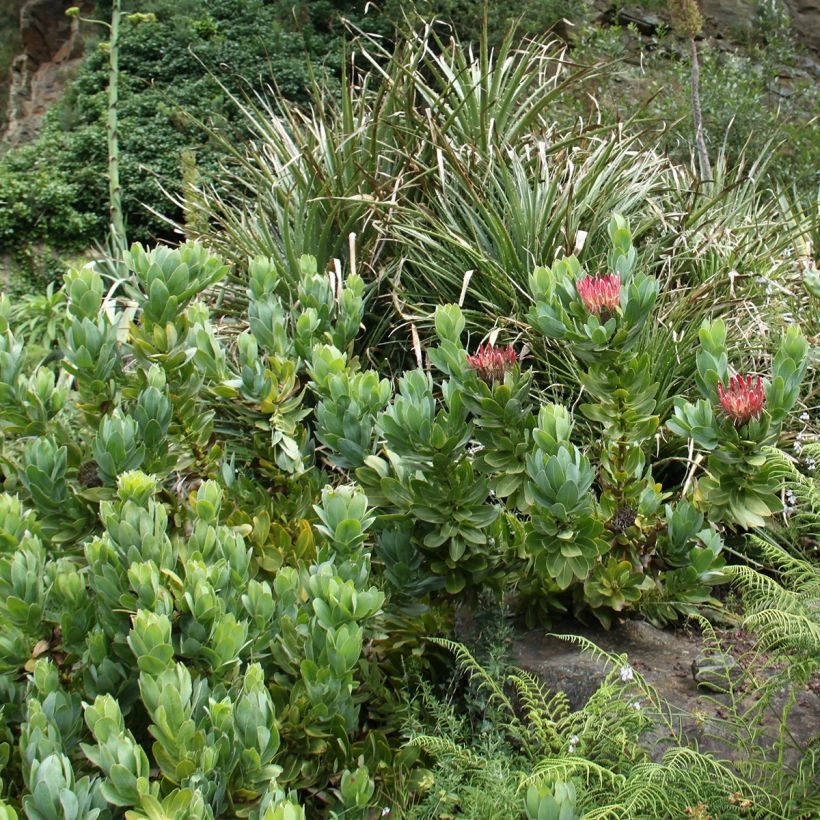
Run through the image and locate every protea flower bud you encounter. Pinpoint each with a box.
[717,375,765,424]
[466,344,516,383]
[577,273,621,316]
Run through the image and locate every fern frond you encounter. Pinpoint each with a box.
[784,742,820,815]
[762,445,820,548]
[427,636,517,718]
[548,633,623,668]
[657,746,757,791]
[690,614,744,695]
[551,632,680,737]
[406,734,484,768]
[524,755,627,789]
[507,669,568,752]
[746,537,820,595]
[744,609,820,654]
[729,562,805,615]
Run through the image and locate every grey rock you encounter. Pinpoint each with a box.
[691,650,744,691]
[508,616,820,765]
[2,0,93,145]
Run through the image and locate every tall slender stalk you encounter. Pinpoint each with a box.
[689,34,712,183]
[669,0,712,183]
[107,0,126,253]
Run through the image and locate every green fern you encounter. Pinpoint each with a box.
[404,638,799,818]
[762,444,820,559]
[731,542,819,663]
[406,735,484,768]
[507,669,570,754]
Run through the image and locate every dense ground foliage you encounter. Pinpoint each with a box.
[0,0,388,264]
[0,3,818,818]
[0,214,817,815]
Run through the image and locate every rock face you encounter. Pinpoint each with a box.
[510,618,819,765]
[600,1,820,60]
[783,0,820,54]
[703,0,820,55]
[2,0,93,144]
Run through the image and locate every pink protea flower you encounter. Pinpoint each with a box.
[718,375,765,424]
[466,344,516,383]
[577,273,621,316]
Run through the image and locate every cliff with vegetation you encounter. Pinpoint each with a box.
[0,0,817,289]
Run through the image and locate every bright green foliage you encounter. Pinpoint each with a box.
[528,216,654,364]
[583,559,645,613]
[0,226,811,812]
[334,766,376,819]
[355,367,505,595]
[310,346,391,470]
[666,319,809,527]
[524,781,580,820]
[300,216,788,625]
[515,217,729,625]
[0,334,68,437]
[525,407,608,592]
[124,242,229,327]
[529,219,661,553]
[0,471,384,813]
[193,253,367,474]
[429,305,535,509]
[0,241,405,816]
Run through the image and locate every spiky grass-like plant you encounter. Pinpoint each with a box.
[182,18,815,412]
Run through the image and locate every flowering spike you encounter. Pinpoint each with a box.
[717,375,765,424]
[466,344,516,383]
[577,273,621,316]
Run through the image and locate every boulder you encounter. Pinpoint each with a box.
[508,617,820,764]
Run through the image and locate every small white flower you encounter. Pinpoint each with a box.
[620,665,634,682]
[631,700,641,710]
[796,432,805,441]
[800,412,810,421]
[794,441,803,454]
[381,809,391,817]
[567,734,579,753]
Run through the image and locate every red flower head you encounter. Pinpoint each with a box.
[466,344,516,383]
[577,273,621,317]
[718,375,765,424]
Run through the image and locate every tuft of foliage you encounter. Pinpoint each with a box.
[0,242,412,816]
[309,216,807,626]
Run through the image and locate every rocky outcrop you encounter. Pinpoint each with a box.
[2,0,93,144]
[509,618,820,765]
[782,0,820,54]
[597,0,820,60]
[704,0,820,56]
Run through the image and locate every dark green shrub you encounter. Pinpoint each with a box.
[0,0,387,254]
